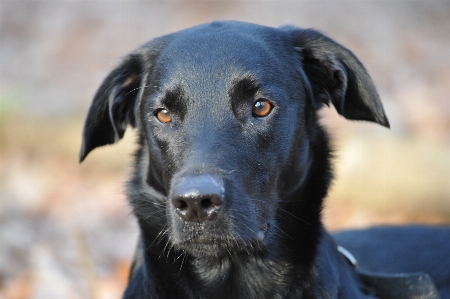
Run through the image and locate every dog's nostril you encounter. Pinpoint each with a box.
[172,196,222,222]
[201,198,213,210]
[174,199,188,211]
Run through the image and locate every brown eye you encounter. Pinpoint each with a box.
[156,109,172,123]
[252,99,273,117]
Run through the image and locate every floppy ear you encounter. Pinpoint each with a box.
[79,54,145,162]
[290,28,389,127]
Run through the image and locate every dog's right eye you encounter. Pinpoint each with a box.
[155,109,172,123]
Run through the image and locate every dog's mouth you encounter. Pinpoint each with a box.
[174,222,271,257]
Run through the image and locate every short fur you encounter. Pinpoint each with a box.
[80,21,448,299]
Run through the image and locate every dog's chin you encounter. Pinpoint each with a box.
[176,237,265,258]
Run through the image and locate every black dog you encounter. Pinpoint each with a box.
[80,21,449,298]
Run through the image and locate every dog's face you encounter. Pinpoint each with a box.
[80,21,389,258]
[141,24,312,256]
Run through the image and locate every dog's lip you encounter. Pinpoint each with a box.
[179,223,270,245]
[176,222,271,250]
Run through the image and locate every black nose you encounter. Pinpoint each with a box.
[170,175,224,223]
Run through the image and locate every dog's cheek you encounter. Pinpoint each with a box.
[149,134,180,192]
[273,113,312,198]
[227,174,275,239]
[232,138,281,228]
[166,202,183,243]
[230,203,260,240]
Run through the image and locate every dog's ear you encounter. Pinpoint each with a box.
[290,28,389,127]
[79,53,145,162]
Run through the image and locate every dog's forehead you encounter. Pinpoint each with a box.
[154,22,288,91]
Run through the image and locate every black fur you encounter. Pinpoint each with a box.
[80,21,448,299]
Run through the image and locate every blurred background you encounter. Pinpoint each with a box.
[1,1,449,298]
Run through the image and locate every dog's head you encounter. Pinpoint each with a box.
[80,21,388,258]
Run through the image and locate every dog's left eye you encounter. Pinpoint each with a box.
[252,99,273,118]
